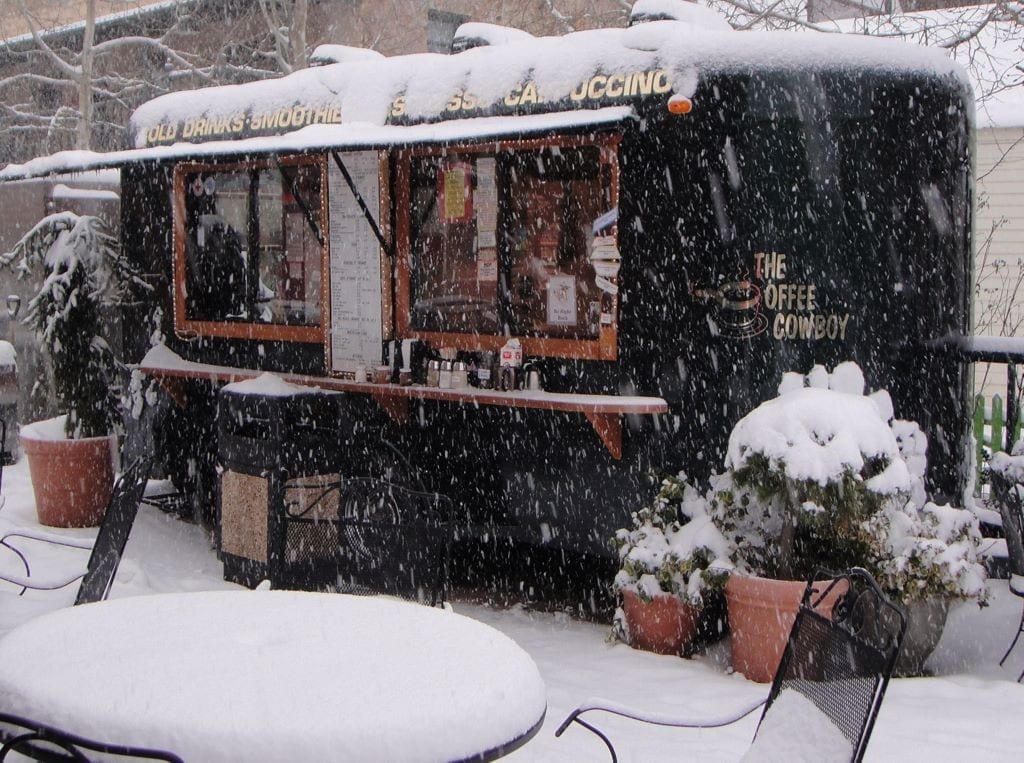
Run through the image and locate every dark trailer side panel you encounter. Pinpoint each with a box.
[617,68,972,501]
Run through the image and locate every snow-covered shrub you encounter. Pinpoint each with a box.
[612,473,731,606]
[865,501,988,603]
[990,439,1024,483]
[1,213,142,438]
[710,361,986,604]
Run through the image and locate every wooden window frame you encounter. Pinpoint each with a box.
[395,134,620,361]
[172,154,329,344]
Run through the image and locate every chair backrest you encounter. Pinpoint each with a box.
[0,711,182,762]
[74,455,154,606]
[993,474,1024,578]
[334,477,454,606]
[750,568,906,763]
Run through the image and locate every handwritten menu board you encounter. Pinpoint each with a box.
[474,158,498,280]
[328,152,383,374]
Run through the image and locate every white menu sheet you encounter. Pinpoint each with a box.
[474,157,498,249]
[328,152,384,374]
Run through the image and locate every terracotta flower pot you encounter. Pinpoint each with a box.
[725,574,847,683]
[621,590,699,655]
[21,419,116,528]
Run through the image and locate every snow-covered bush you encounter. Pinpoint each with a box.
[612,473,731,607]
[1,213,141,438]
[865,501,987,603]
[710,361,986,604]
[990,439,1024,484]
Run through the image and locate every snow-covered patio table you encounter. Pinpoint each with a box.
[0,590,547,762]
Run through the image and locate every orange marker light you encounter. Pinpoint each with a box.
[667,96,693,115]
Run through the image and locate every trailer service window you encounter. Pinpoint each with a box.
[173,156,327,343]
[397,137,619,360]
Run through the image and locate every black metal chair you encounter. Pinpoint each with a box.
[556,568,907,763]
[992,471,1024,681]
[0,711,182,762]
[0,418,7,497]
[0,456,154,605]
[332,477,455,607]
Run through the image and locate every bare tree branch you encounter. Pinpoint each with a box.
[14,0,82,80]
[543,0,577,34]
[258,0,294,75]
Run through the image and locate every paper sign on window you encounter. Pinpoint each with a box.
[547,275,577,326]
[477,250,498,282]
[438,161,473,222]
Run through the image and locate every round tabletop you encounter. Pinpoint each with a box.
[0,591,547,762]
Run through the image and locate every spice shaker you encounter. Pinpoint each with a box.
[452,361,469,389]
[426,360,441,387]
[476,352,493,389]
[525,363,543,391]
[499,365,517,391]
[439,360,453,389]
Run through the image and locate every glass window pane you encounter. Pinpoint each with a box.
[183,169,248,321]
[181,160,323,327]
[502,146,607,340]
[407,144,613,342]
[409,155,498,335]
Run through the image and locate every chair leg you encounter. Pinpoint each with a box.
[556,714,618,763]
[1000,605,1024,667]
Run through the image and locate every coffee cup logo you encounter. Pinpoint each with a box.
[717,280,767,338]
[691,277,768,339]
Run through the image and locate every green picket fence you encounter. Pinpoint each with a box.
[974,392,1021,491]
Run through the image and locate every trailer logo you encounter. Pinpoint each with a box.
[754,251,852,342]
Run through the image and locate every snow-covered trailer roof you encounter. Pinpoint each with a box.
[1,16,973,181]
[127,21,971,147]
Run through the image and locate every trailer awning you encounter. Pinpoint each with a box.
[0,107,635,181]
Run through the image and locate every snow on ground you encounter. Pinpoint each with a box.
[1,456,1023,761]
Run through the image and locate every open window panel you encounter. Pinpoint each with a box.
[172,154,328,343]
[396,134,620,361]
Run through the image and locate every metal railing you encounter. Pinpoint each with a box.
[943,336,1024,492]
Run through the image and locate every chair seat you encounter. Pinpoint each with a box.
[743,688,853,762]
[1010,573,1024,597]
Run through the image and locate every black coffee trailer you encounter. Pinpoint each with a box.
[3,8,976,604]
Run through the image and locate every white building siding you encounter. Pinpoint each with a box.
[973,126,1024,398]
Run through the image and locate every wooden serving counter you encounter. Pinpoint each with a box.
[138,357,667,459]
